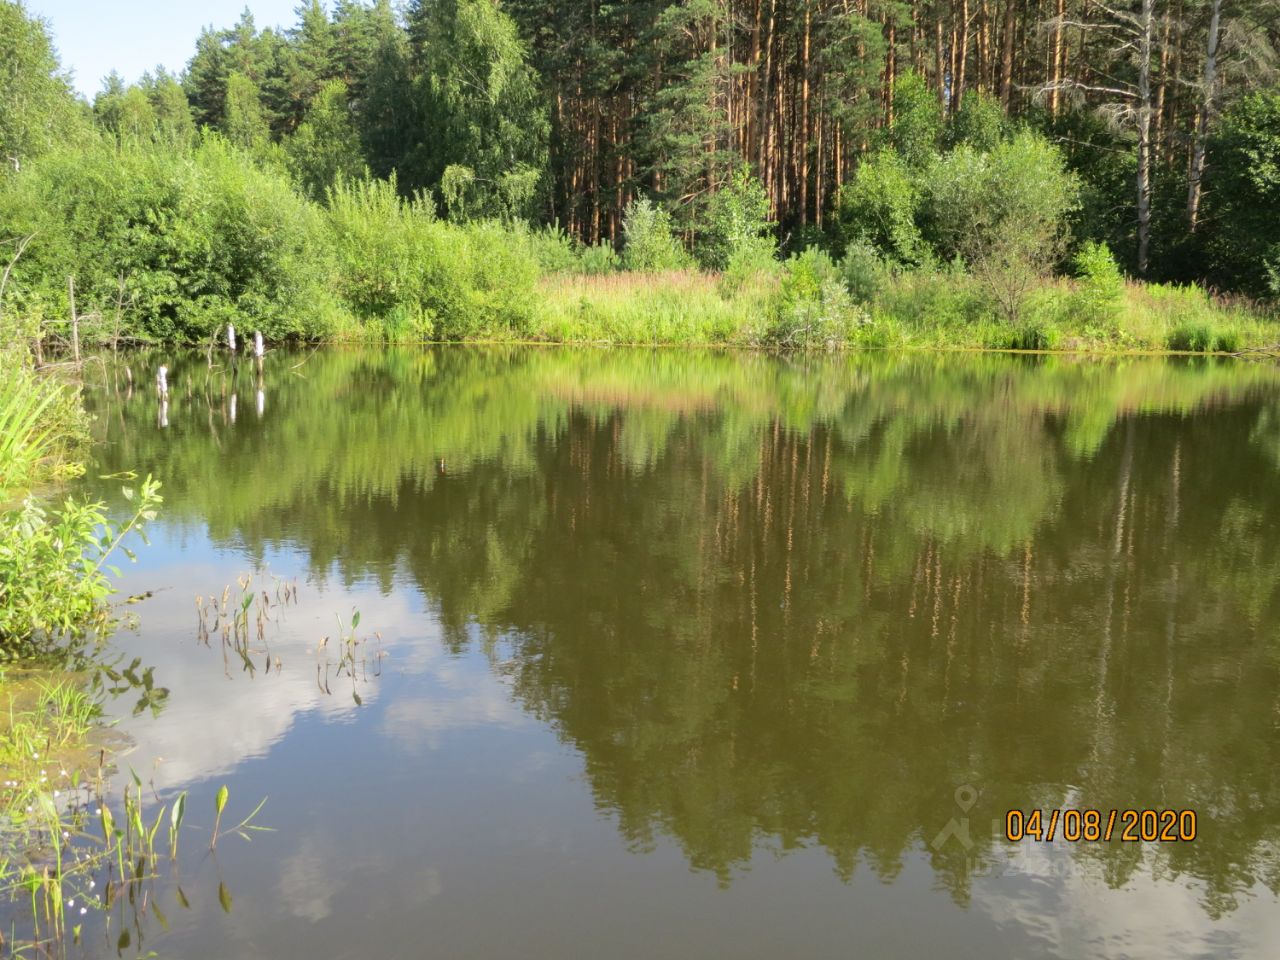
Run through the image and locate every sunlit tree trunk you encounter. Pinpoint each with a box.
[1186,0,1221,231]
[1137,0,1154,274]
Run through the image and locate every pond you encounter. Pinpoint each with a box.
[62,347,1280,957]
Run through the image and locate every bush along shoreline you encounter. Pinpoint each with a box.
[4,143,1271,357]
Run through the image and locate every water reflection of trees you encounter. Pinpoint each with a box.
[86,348,1280,905]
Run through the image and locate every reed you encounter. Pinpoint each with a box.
[0,369,66,496]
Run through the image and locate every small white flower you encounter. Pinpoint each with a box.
[88,880,95,889]
[67,899,74,908]
[79,907,87,915]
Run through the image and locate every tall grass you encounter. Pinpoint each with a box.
[0,369,81,497]
[532,270,760,345]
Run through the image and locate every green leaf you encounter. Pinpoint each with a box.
[215,784,229,817]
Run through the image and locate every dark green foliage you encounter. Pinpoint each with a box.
[185,11,280,132]
[1032,108,1136,269]
[353,3,413,178]
[946,92,1006,153]
[402,0,549,220]
[285,80,366,200]
[887,72,943,169]
[816,9,888,150]
[1203,92,1280,298]
[276,0,339,132]
[635,1,742,233]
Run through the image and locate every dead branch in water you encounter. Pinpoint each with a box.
[1229,345,1280,362]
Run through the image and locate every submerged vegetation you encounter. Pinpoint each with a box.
[0,1,1278,352]
[0,676,267,960]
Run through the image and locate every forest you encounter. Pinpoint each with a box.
[0,0,1279,351]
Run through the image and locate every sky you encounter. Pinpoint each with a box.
[28,0,304,99]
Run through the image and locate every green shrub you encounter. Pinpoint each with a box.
[839,239,886,304]
[719,241,782,298]
[622,198,692,271]
[326,175,440,339]
[835,150,925,264]
[1216,326,1242,352]
[326,176,539,341]
[701,164,775,270]
[887,71,943,168]
[1005,317,1062,350]
[1167,322,1217,352]
[0,477,161,657]
[1068,240,1124,330]
[0,135,341,341]
[1165,316,1239,353]
[579,242,620,275]
[515,223,581,274]
[946,91,1006,153]
[284,80,367,201]
[765,247,869,347]
[457,219,540,339]
[0,367,86,496]
[920,132,1079,324]
[870,262,990,331]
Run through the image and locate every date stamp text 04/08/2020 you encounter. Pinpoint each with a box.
[1005,809,1198,843]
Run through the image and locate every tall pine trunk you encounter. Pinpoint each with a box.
[1186,0,1221,231]
[1136,0,1154,274]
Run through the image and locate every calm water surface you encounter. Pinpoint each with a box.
[68,347,1280,958]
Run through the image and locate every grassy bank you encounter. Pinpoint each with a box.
[526,266,1274,354]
